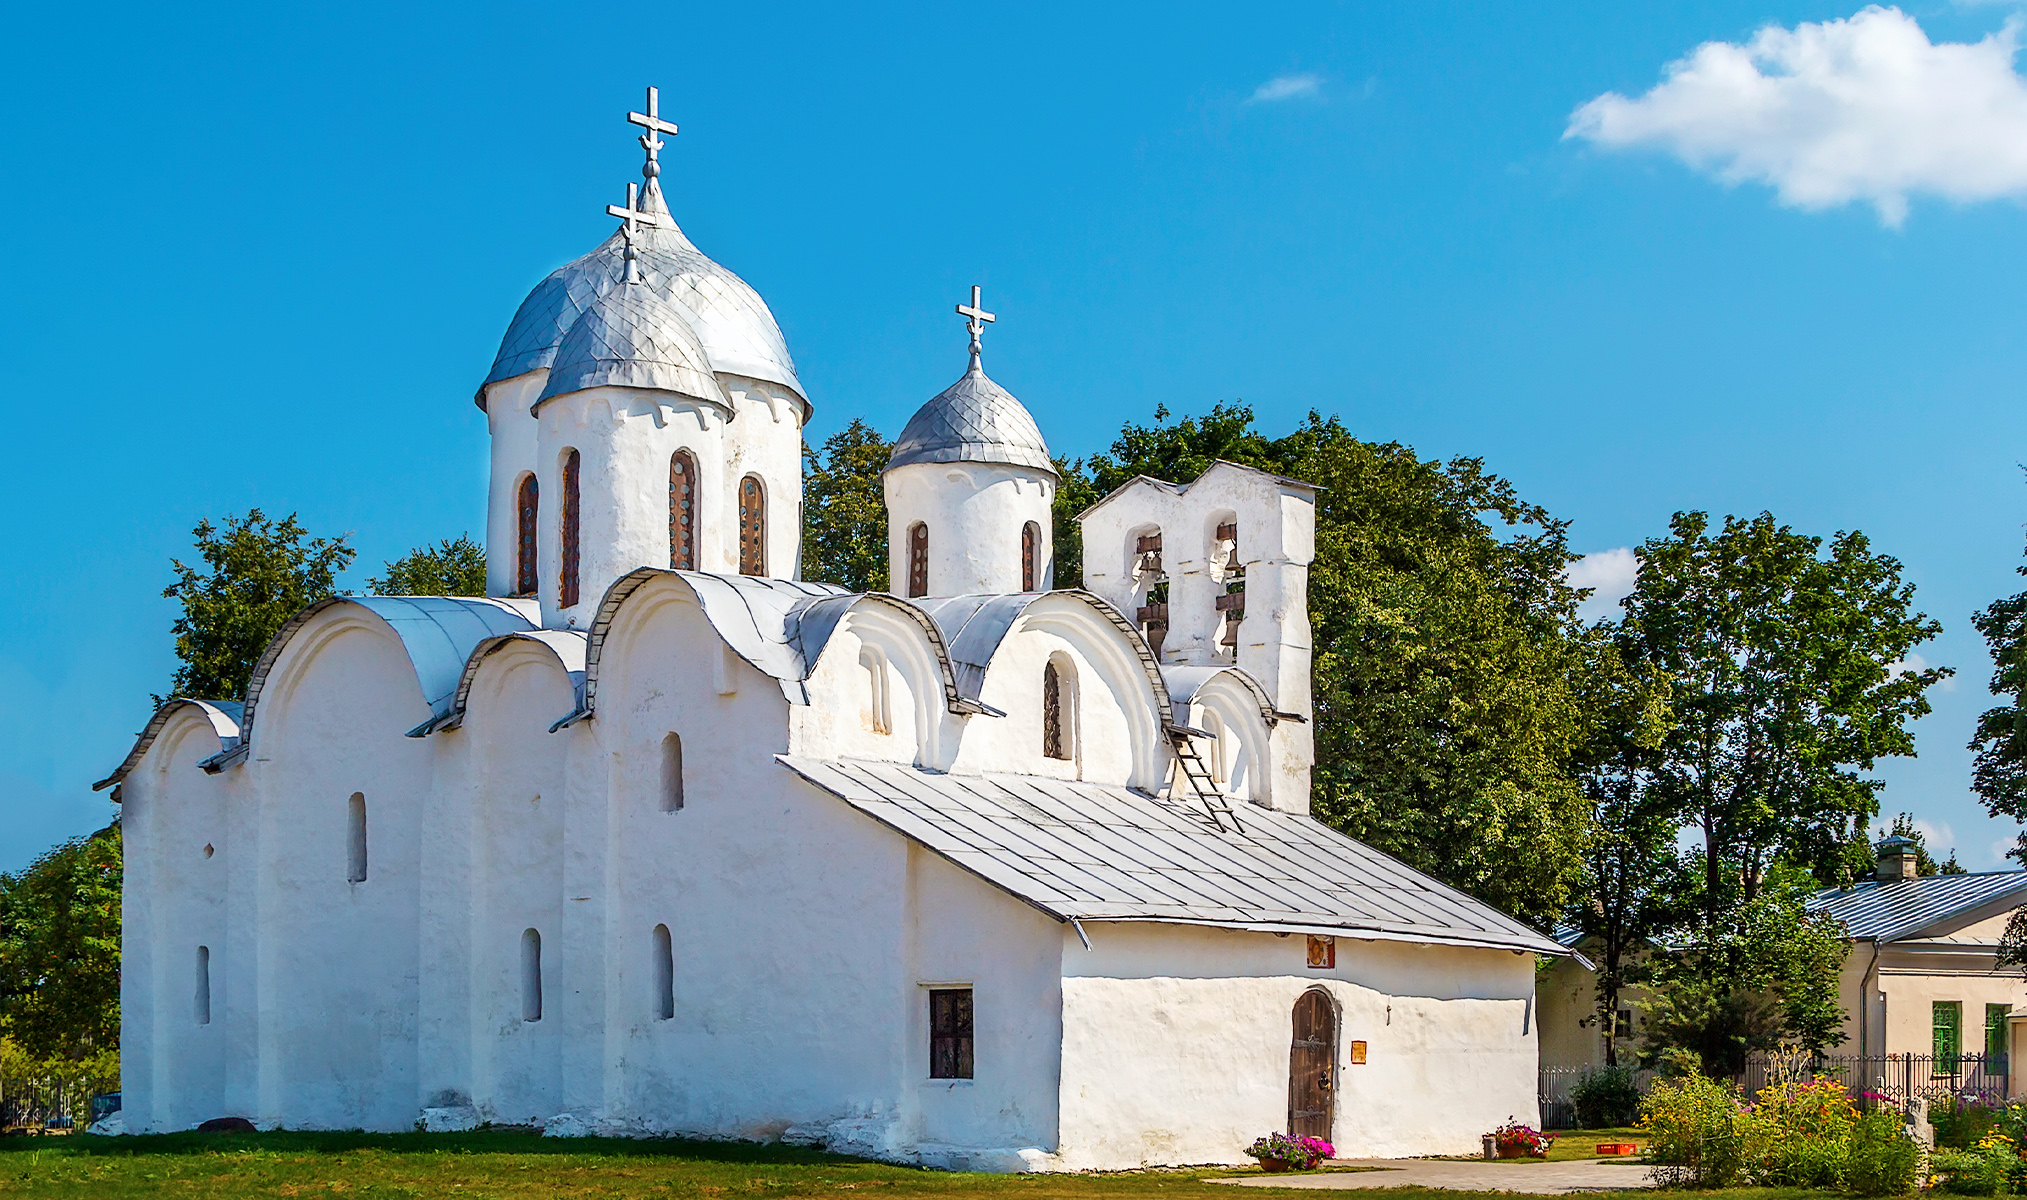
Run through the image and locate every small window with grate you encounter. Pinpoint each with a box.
[739,475,767,576]
[670,451,698,570]
[516,475,540,595]
[560,449,582,607]
[929,987,973,1079]
[1021,521,1039,592]
[908,523,929,597]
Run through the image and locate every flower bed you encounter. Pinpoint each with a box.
[1491,1121,1554,1158]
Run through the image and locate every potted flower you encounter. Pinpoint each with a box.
[1490,1120,1554,1159]
[1246,1133,1336,1171]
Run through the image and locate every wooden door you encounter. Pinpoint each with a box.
[1288,990,1335,1140]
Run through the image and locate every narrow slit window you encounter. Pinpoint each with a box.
[515,474,540,595]
[560,449,582,607]
[346,792,368,883]
[738,475,767,576]
[862,647,892,735]
[653,924,675,1020]
[670,451,698,570]
[929,988,973,1079]
[521,929,543,1022]
[908,523,929,598]
[1021,521,1039,592]
[661,733,684,812]
[1042,658,1075,761]
[195,945,211,1025]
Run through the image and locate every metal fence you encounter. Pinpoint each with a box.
[0,1078,86,1133]
[1538,1066,1586,1129]
[1744,1053,2011,1108]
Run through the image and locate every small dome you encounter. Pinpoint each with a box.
[536,281,728,408]
[485,183,805,404]
[886,359,1056,478]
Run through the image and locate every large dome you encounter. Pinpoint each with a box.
[483,182,804,405]
[886,358,1056,479]
[536,279,727,408]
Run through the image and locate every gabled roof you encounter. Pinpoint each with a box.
[1076,459,1318,522]
[779,756,1567,956]
[1810,871,2027,943]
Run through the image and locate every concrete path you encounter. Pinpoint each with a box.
[1209,1157,1659,1194]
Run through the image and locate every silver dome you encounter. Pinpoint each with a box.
[485,181,804,403]
[536,280,728,408]
[886,359,1056,478]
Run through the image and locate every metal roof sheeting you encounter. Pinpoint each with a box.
[1811,871,2027,943]
[779,755,1567,956]
[885,361,1056,478]
[96,699,244,792]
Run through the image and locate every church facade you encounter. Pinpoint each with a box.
[103,91,1565,1169]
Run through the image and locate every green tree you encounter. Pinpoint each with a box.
[1083,403,1594,924]
[1972,535,2027,865]
[802,420,893,592]
[1624,512,1948,935]
[367,535,486,596]
[1566,627,1683,1065]
[163,510,354,701]
[0,827,121,1064]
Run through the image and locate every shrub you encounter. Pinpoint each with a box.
[1933,1142,2015,1196]
[1844,1109,1921,1198]
[1640,1072,1750,1188]
[1572,1065,1642,1128]
[1741,1076,1859,1189]
[1939,1096,2006,1150]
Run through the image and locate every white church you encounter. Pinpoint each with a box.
[101,91,1566,1169]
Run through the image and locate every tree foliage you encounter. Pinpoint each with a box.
[1972,535,2027,865]
[163,510,354,701]
[0,827,121,1064]
[802,420,893,592]
[367,535,486,596]
[1623,511,1948,934]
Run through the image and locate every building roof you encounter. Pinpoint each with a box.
[1810,870,2027,943]
[535,280,729,409]
[885,359,1056,479]
[779,755,1567,956]
[482,179,804,405]
[94,699,244,792]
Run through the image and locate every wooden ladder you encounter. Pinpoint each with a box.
[1168,729,1244,834]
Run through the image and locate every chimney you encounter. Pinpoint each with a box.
[1874,835,1919,882]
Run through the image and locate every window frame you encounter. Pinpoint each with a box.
[928,987,974,1080]
[908,522,929,598]
[515,473,540,595]
[560,449,583,607]
[738,474,767,576]
[670,450,699,571]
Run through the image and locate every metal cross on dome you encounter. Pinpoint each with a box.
[956,285,996,364]
[606,181,662,283]
[628,86,679,186]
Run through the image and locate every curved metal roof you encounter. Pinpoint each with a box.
[781,756,1570,957]
[483,181,804,404]
[912,591,1172,727]
[203,596,539,773]
[885,360,1055,478]
[410,629,589,738]
[96,699,243,792]
[1160,665,1300,729]
[534,282,728,409]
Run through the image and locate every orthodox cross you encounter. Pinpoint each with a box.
[956,285,995,364]
[628,86,680,187]
[606,181,661,283]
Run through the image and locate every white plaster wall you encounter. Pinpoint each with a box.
[946,596,1168,789]
[483,371,546,597]
[790,608,933,767]
[1054,923,1539,1168]
[884,463,1054,597]
[253,616,434,1129]
[121,710,237,1131]
[531,382,804,628]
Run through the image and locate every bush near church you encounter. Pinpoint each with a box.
[1638,1070,1916,1194]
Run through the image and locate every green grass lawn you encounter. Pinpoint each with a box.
[0,1129,1851,1199]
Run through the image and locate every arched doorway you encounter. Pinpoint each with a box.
[1288,989,1336,1140]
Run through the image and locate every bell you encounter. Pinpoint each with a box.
[1225,544,1241,573]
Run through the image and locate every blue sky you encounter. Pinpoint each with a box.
[5,1,2027,874]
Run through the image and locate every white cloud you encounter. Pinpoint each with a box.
[1886,651,1957,689]
[1568,547,1639,622]
[1248,73,1322,104]
[1565,6,2027,226]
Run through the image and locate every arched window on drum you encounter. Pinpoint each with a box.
[738,475,767,576]
[515,474,539,595]
[669,451,698,570]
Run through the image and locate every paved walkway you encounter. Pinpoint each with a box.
[1209,1157,1659,1194]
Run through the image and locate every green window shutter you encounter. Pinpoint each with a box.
[1935,1001,1963,1069]
[1988,1004,2011,1059]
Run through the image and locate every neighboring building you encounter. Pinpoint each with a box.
[1540,837,2027,1093]
[1537,932,1656,1073]
[104,91,1568,1168]
[1816,837,2027,1083]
